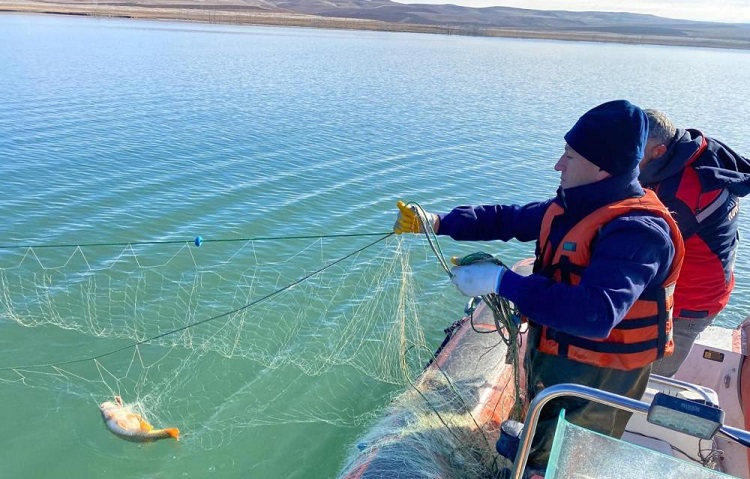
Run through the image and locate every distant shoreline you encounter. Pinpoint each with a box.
[2,1,749,50]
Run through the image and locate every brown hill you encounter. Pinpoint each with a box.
[2,0,749,49]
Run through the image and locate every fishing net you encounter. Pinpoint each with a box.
[0,233,523,477]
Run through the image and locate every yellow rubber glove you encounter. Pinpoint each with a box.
[393,200,439,234]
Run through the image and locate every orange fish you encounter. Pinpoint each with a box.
[99,396,179,442]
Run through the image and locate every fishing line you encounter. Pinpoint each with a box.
[0,232,393,250]
[407,200,520,344]
[0,232,394,371]
[453,253,525,421]
[405,201,453,277]
[406,201,526,421]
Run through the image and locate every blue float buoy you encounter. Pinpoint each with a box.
[194,236,203,247]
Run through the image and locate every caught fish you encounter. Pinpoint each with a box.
[99,396,180,442]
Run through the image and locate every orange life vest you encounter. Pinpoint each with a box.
[533,189,685,371]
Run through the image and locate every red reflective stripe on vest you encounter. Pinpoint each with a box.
[534,190,684,371]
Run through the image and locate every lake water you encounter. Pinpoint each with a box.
[1,13,749,479]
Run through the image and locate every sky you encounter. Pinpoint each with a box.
[393,0,750,24]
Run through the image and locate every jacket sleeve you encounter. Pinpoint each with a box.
[697,138,750,196]
[498,213,676,339]
[437,199,554,242]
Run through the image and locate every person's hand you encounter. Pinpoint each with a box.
[450,262,506,297]
[393,200,439,234]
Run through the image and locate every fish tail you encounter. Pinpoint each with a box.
[159,427,180,441]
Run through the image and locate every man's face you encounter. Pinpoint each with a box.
[555,144,609,189]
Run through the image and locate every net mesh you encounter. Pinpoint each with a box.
[0,234,509,475]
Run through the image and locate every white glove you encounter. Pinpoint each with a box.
[451,263,507,297]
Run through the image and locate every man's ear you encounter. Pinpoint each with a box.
[652,143,668,159]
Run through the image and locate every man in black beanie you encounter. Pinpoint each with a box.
[394,100,685,472]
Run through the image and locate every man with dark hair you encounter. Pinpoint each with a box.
[640,109,750,377]
[395,100,684,470]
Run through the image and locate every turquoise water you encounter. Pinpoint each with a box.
[1,13,749,478]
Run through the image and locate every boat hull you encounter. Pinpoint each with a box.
[338,302,524,478]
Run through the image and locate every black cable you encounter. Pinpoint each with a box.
[624,429,704,464]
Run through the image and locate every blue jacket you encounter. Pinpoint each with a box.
[438,170,676,339]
